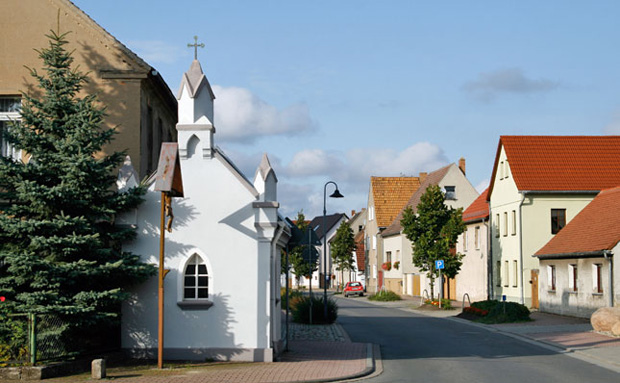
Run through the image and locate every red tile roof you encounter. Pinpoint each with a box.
[463,188,489,223]
[354,230,365,271]
[382,165,452,237]
[370,177,420,229]
[535,186,620,257]
[489,136,620,197]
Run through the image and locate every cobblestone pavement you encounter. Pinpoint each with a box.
[287,322,349,342]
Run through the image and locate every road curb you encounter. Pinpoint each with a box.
[295,343,377,383]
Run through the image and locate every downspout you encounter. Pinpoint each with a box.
[518,192,526,305]
[483,217,491,300]
[603,250,614,307]
[270,223,285,354]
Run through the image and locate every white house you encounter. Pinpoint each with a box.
[535,186,620,318]
[381,160,478,299]
[119,59,289,362]
[456,188,489,303]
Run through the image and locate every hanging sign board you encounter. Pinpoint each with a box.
[154,143,184,197]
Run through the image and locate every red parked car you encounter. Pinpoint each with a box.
[343,281,364,297]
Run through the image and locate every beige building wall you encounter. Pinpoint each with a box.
[399,164,479,298]
[365,190,380,294]
[1,0,177,177]
[538,251,618,318]
[456,221,488,302]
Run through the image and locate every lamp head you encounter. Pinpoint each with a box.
[330,189,344,198]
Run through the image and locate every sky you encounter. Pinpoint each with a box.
[72,0,620,219]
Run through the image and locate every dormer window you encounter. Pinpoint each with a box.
[444,186,456,200]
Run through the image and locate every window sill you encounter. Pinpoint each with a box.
[592,293,604,297]
[547,290,556,293]
[177,300,214,310]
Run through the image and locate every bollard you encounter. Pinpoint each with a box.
[91,359,106,379]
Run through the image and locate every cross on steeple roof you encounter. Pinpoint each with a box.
[187,36,205,60]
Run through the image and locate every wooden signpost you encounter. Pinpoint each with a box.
[153,143,184,369]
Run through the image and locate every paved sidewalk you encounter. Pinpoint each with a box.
[17,323,372,383]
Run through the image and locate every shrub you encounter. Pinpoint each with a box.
[281,289,304,310]
[368,290,401,301]
[478,301,531,324]
[471,299,500,312]
[424,298,452,309]
[291,296,338,324]
[463,306,489,316]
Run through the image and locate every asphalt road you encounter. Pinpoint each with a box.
[336,296,619,383]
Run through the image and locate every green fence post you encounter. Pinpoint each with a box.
[29,313,37,365]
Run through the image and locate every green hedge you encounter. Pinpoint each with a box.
[368,290,401,302]
[292,296,338,324]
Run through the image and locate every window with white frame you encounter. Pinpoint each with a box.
[0,96,21,159]
[568,264,578,292]
[503,260,509,287]
[503,212,508,237]
[372,235,376,250]
[495,214,500,238]
[593,264,603,293]
[463,228,468,252]
[499,161,504,179]
[511,210,516,236]
[474,226,480,249]
[513,260,518,287]
[496,261,501,287]
[184,255,209,299]
[386,251,392,263]
[444,186,456,200]
[505,160,510,178]
[547,265,556,291]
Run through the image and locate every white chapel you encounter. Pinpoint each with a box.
[119,58,290,362]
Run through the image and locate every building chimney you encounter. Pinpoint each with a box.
[419,172,428,183]
[351,210,356,217]
[459,157,466,175]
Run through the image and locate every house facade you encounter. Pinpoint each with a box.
[120,59,289,362]
[307,213,348,289]
[1,0,177,177]
[382,160,478,298]
[456,188,490,302]
[340,208,367,286]
[488,136,620,308]
[365,177,420,294]
[535,186,620,318]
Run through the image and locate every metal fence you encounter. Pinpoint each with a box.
[0,313,69,365]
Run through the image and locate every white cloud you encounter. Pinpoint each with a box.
[463,68,559,101]
[604,110,620,134]
[285,149,346,178]
[213,85,317,143]
[475,179,490,193]
[127,40,185,64]
[276,142,450,218]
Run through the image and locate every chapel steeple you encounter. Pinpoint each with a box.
[176,56,216,159]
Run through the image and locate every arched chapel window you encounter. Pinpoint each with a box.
[184,255,208,299]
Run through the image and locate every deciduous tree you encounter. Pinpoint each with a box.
[400,185,464,299]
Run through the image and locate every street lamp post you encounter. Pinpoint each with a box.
[323,181,344,322]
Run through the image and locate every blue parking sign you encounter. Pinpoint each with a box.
[435,260,445,270]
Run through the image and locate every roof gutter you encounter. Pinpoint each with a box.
[520,190,599,195]
[535,250,608,260]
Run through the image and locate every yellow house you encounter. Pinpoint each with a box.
[488,136,620,308]
[0,0,177,177]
